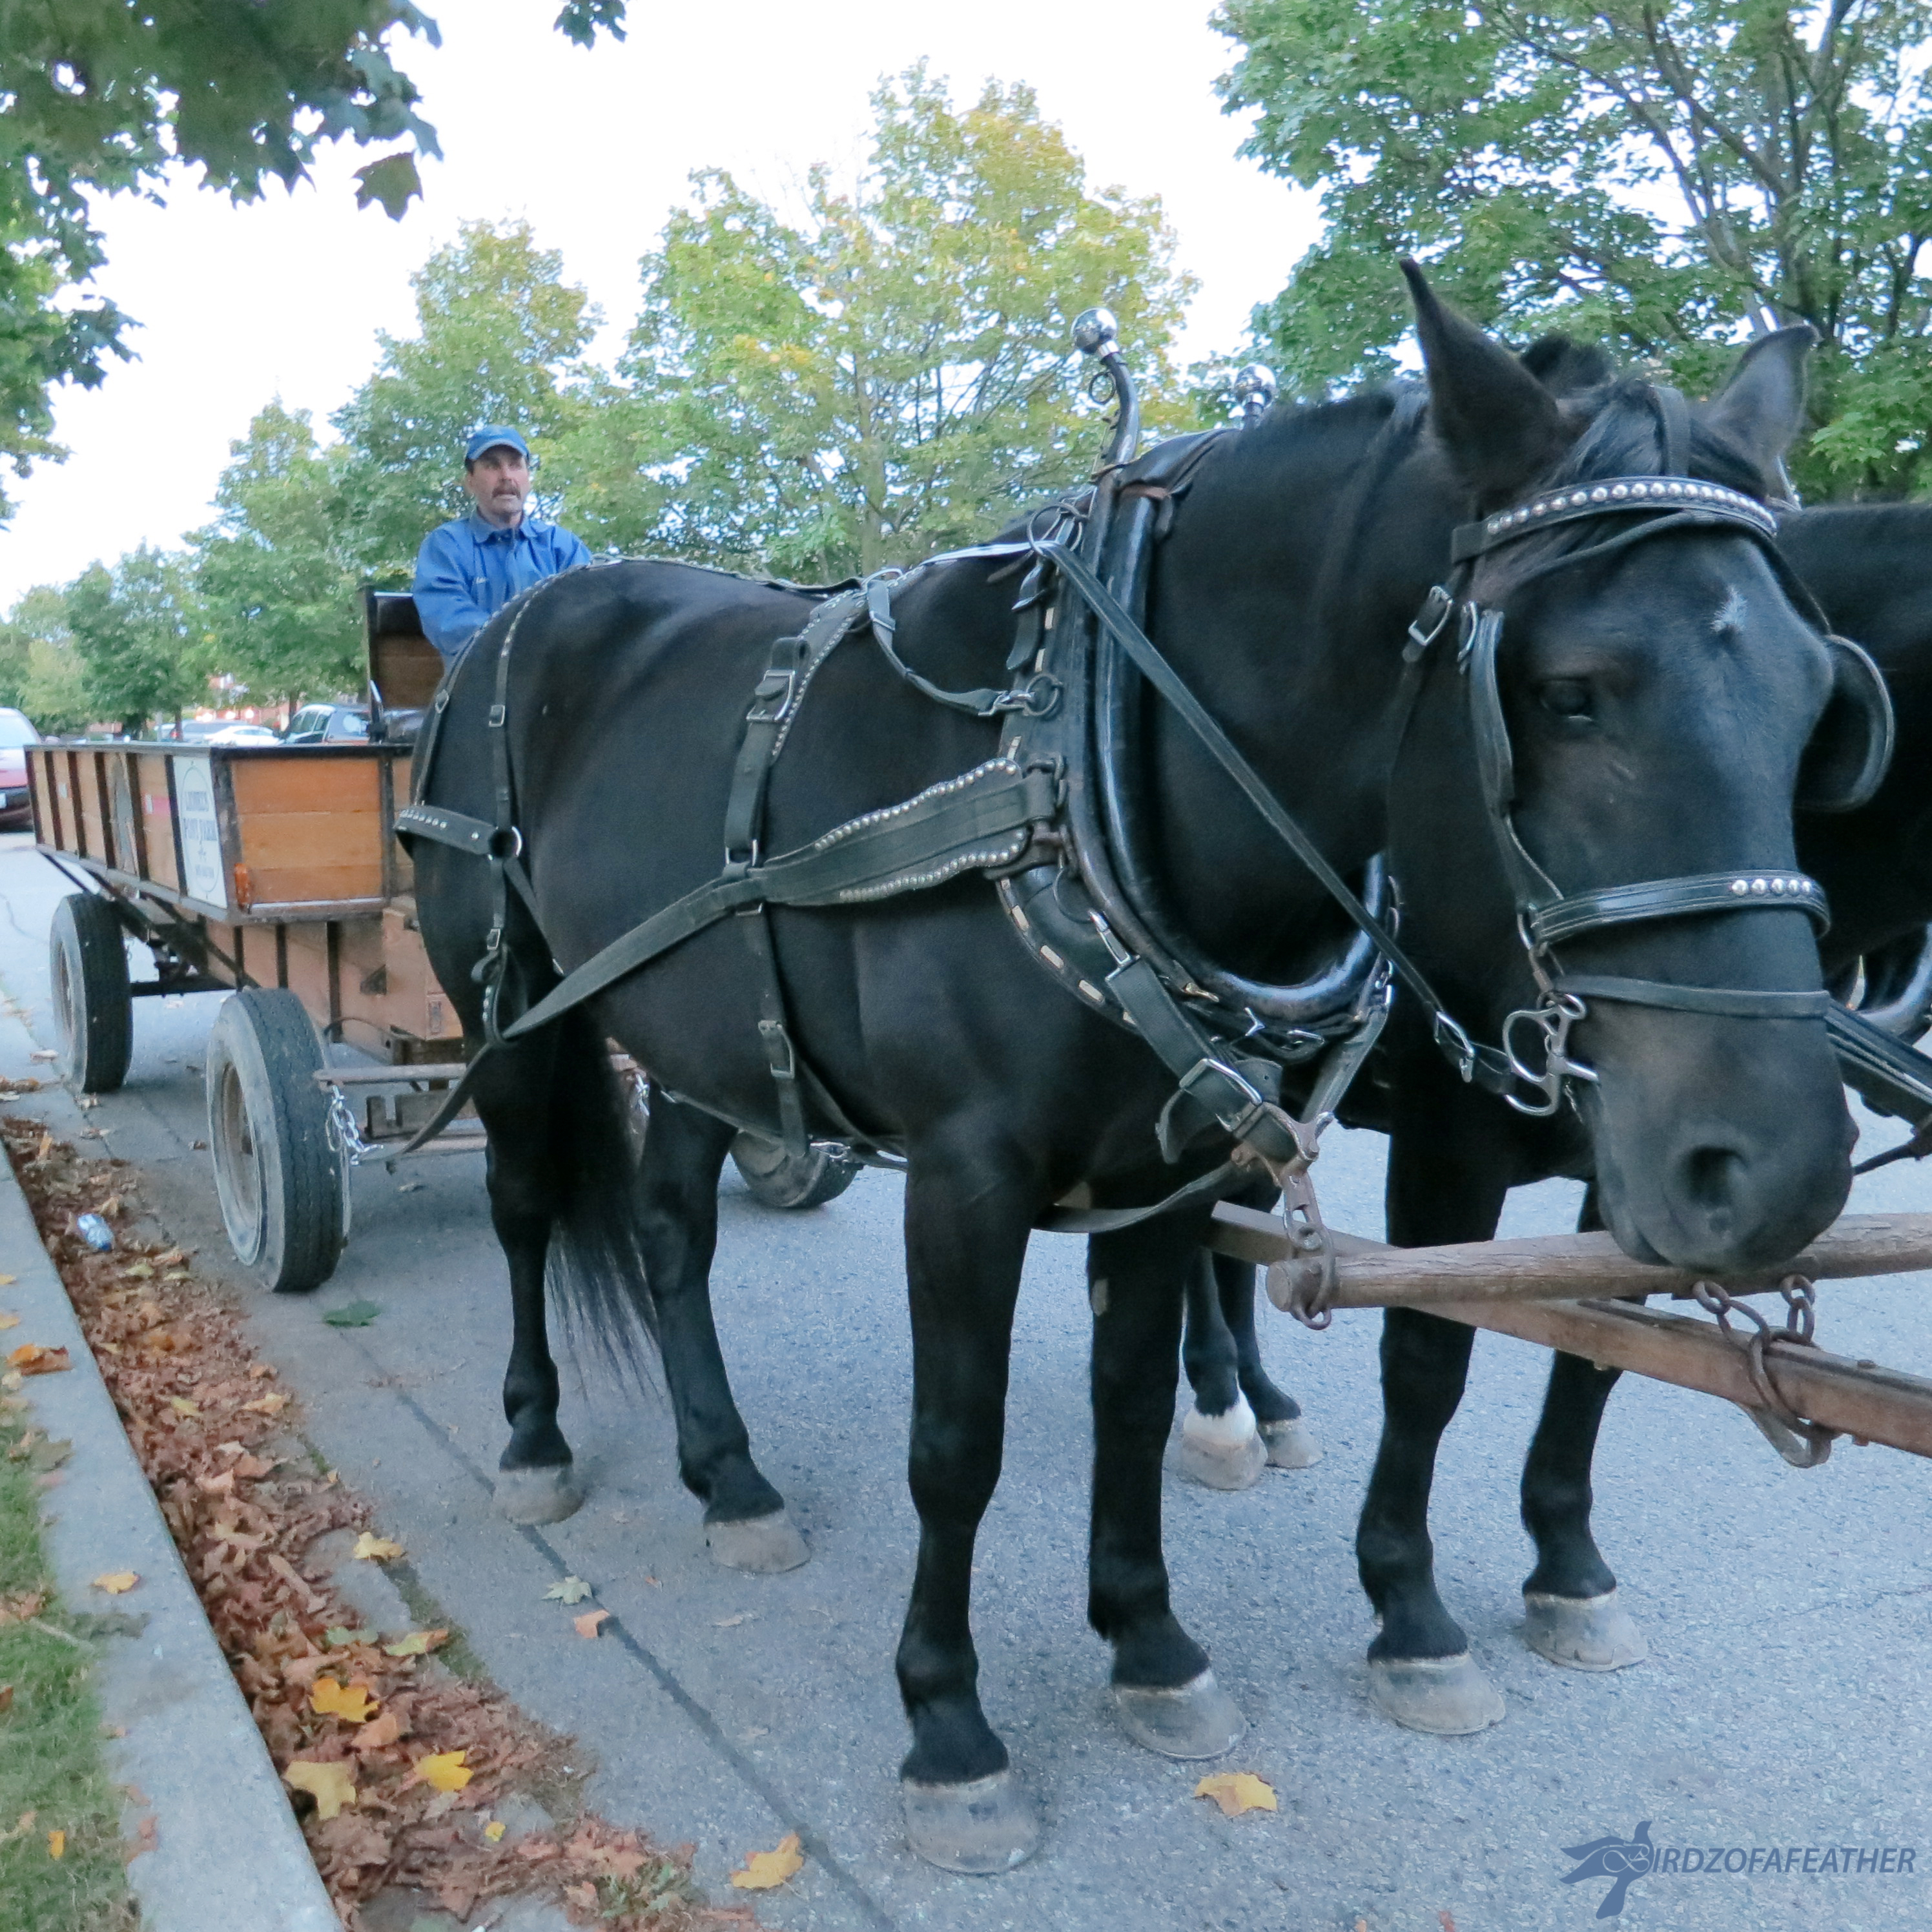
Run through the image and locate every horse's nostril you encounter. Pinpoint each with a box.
[1680,1145,1747,1215]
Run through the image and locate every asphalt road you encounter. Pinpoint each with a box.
[3,830,1931,1932]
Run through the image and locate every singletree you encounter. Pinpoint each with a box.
[1217,0,1932,496]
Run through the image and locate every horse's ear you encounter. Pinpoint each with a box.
[1519,334,1615,397]
[1401,259,1565,502]
[1703,325,1816,471]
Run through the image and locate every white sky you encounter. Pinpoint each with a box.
[0,1,1321,608]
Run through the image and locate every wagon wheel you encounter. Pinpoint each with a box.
[205,989,346,1293]
[50,892,132,1093]
[729,1130,861,1209]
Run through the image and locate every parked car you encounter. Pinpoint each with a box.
[0,707,41,828]
[201,723,281,745]
[283,704,371,745]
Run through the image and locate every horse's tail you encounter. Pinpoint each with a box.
[541,1007,661,1378]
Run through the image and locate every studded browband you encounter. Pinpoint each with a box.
[1452,475,1779,565]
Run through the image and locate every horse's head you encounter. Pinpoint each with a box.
[1392,268,1872,1270]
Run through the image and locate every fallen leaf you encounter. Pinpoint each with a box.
[730,1831,804,1889]
[168,1397,200,1417]
[241,1392,288,1414]
[544,1576,591,1605]
[712,1612,755,1629]
[0,1315,16,1331]
[119,1260,153,1280]
[414,1749,471,1793]
[382,1629,447,1657]
[351,1533,403,1561]
[311,1678,378,1723]
[573,1609,610,1639]
[564,1882,598,1910]
[353,1710,402,1751]
[91,1573,139,1595]
[47,1828,64,1859]
[0,1685,11,1713]
[322,1300,380,1328]
[247,1362,275,1379]
[26,1437,70,1473]
[324,1626,376,1649]
[1194,1772,1277,1818]
[1439,1913,1457,1932]
[484,1819,506,1844]
[0,1273,13,1285]
[285,1760,357,1820]
[7,1344,69,1376]
[128,1814,158,1860]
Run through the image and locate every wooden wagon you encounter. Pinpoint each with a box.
[27,594,850,1296]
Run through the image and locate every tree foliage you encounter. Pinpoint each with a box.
[332,220,599,582]
[0,588,91,732]
[559,67,1195,577]
[1217,0,1932,497]
[63,548,206,734]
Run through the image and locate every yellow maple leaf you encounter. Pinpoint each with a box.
[285,1760,357,1820]
[351,1533,403,1561]
[90,1572,138,1595]
[0,1275,15,1286]
[382,1629,447,1658]
[310,1678,378,1723]
[1194,1771,1277,1818]
[484,1819,506,1844]
[415,1750,471,1793]
[47,1829,65,1860]
[730,1832,805,1889]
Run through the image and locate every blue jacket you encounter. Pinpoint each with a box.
[412,512,593,661]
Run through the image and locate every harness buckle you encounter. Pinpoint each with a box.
[487,703,507,728]
[748,666,797,721]
[1432,1011,1477,1082]
[756,1017,797,1081]
[1404,585,1455,662]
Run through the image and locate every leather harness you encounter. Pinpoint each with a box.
[395,375,1932,1314]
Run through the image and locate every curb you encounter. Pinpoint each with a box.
[0,1127,338,1929]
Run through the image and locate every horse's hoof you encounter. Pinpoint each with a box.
[493,1464,584,1525]
[1366,1654,1505,1735]
[1259,1417,1322,1469]
[1113,1669,1246,1760]
[705,1510,808,1574]
[902,1769,1040,1875]
[1178,1399,1266,1491]
[1523,1590,1647,1672]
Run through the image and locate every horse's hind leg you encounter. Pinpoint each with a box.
[1176,1254,1266,1490]
[637,1092,806,1573]
[894,1144,1040,1873]
[1220,1250,1322,1468]
[1518,1183,1647,1671]
[1091,1215,1245,1760]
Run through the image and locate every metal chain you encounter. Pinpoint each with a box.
[1690,1275,1839,1468]
[324,1085,375,1169]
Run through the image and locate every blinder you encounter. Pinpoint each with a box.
[1798,633,1895,814]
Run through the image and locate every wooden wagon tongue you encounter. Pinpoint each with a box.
[1211,1204,1932,1466]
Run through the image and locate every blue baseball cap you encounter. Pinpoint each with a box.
[464,426,530,463]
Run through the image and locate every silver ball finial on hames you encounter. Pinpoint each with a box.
[1073,307,1119,357]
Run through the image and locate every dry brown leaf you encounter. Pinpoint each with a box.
[352,1710,403,1752]
[351,1532,403,1561]
[730,1831,804,1889]
[285,1760,357,1820]
[0,1685,11,1714]
[564,1882,598,1910]
[413,1750,471,1793]
[382,1628,447,1657]
[91,1572,139,1595]
[573,1609,610,1639]
[168,1396,200,1417]
[0,1313,17,1331]
[7,1343,69,1376]
[241,1392,288,1415]
[311,1678,378,1723]
[1194,1771,1277,1818]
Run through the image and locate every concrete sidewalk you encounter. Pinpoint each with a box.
[0,1056,338,1930]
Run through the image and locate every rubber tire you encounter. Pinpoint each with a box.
[205,989,345,1293]
[730,1131,861,1209]
[50,893,132,1093]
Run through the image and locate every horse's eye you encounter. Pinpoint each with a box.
[1539,679,1593,719]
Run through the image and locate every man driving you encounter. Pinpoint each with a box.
[412,427,591,662]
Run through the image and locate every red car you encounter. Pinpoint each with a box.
[0,708,38,830]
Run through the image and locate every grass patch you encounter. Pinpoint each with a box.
[0,1399,135,1932]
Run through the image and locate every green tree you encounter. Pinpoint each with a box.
[0,2,633,521]
[1216,0,1932,497]
[1,586,92,733]
[332,218,601,582]
[192,403,363,707]
[561,67,1196,577]
[64,547,206,734]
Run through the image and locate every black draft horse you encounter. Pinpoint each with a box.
[1180,376,1927,1732]
[409,276,1856,1870]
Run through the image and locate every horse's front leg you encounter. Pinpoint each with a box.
[637,1091,806,1572]
[895,1143,1040,1874]
[1354,1121,1510,1735]
[1519,1182,1647,1670]
[1091,1213,1246,1759]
